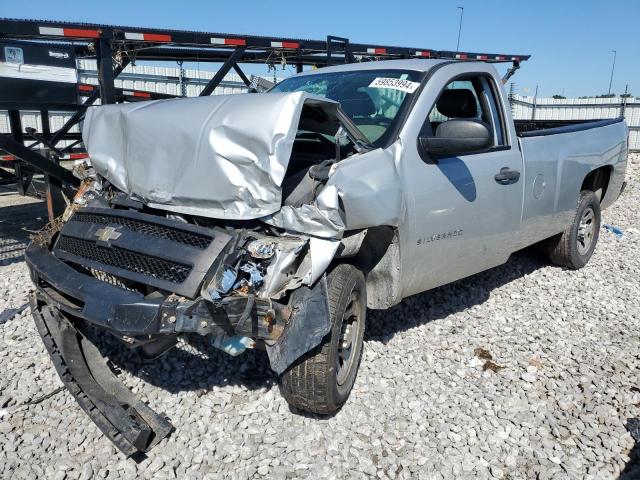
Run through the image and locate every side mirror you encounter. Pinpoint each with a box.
[418,119,492,160]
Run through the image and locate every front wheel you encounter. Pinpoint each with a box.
[279,264,366,415]
[547,190,601,269]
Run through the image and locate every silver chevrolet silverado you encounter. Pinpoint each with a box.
[25,59,628,455]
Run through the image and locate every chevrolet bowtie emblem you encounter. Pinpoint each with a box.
[94,226,122,242]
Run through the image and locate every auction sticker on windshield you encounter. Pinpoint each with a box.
[369,77,420,93]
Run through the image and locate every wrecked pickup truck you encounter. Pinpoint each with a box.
[25,59,628,455]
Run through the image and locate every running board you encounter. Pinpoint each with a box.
[30,294,173,457]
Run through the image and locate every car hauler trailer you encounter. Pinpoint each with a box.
[0,17,529,221]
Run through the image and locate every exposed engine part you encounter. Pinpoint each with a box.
[238,262,264,288]
[206,267,237,299]
[308,158,335,182]
[71,159,96,181]
[204,233,313,301]
[247,237,278,259]
[210,233,339,301]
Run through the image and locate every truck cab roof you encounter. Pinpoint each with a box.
[296,58,452,76]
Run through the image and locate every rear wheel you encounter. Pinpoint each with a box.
[279,264,366,415]
[547,190,601,269]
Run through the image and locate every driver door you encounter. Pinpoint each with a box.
[401,73,524,296]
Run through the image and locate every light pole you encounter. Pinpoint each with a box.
[608,50,617,95]
[456,7,464,52]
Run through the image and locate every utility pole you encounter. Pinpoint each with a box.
[608,50,617,95]
[532,84,539,121]
[456,7,464,52]
[621,84,628,118]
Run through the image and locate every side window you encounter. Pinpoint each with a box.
[428,80,483,124]
[427,75,507,148]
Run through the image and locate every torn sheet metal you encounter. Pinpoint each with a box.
[82,92,341,220]
[265,275,331,375]
[307,237,340,284]
[261,184,345,238]
[335,229,368,258]
[256,236,308,298]
[261,145,405,239]
[252,235,337,299]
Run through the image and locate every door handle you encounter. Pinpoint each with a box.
[494,167,520,185]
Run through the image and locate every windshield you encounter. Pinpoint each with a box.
[271,69,423,146]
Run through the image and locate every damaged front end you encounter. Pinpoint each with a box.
[28,200,336,360]
[26,91,405,455]
[26,190,335,456]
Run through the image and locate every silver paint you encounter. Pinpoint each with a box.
[312,60,627,300]
[82,92,342,220]
[83,59,628,309]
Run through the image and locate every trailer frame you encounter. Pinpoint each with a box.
[0,17,530,218]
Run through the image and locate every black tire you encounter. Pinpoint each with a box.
[547,190,601,269]
[279,264,366,415]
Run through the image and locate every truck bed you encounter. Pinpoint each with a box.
[515,118,623,137]
[515,116,627,250]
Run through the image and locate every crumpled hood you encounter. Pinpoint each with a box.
[82,92,343,219]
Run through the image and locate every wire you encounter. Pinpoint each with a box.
[0,386,66,418]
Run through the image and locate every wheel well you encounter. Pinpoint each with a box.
[581,166,612,202]
[334,226,402,309]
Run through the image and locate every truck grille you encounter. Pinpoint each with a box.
[72,212,212,249]
[51,207,231,298]
[56,236,192,284]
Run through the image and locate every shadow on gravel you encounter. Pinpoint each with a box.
[93,329,276,394]
[365,247,548,344]
[0,303,29,326]
[0,200,48,266]
[86,246,548,401]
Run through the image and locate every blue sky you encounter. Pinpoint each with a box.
[2,0,638,98]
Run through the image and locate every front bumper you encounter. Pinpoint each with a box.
[25,243,280,457]
[30,296,173,457]
[26,243,278,339]
[27,243,163,334]
[26,244,332,455]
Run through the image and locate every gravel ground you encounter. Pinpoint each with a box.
[1,156,639,480]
